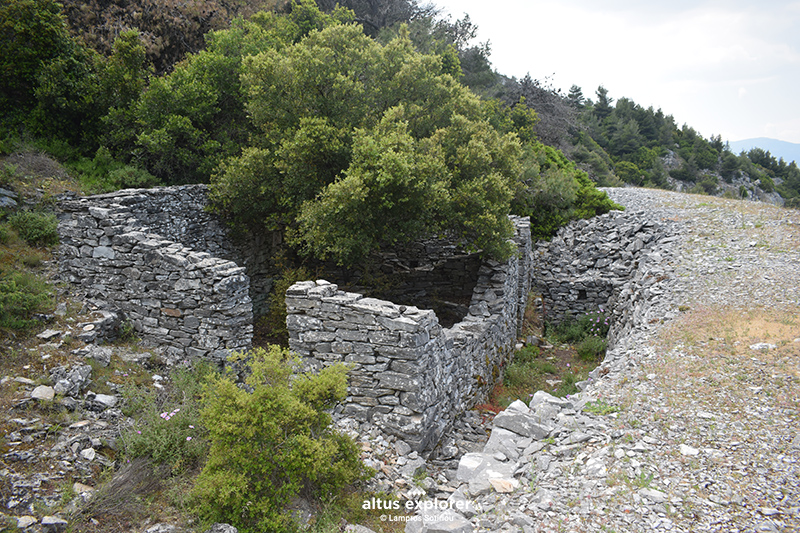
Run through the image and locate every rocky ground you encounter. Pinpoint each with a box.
[1,187,798,533]
[387,188,800,532]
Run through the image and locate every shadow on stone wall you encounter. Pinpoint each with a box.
[286,217,532,453]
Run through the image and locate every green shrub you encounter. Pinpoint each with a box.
[190,346,369,533]
[513,142,621,240]
[69,147,159,193]
[512,344,540,365]
[121,362,216,471]
[551,309,610,344]
[503,345,557,392]
[758,175,775,193]
[0,271,53,329]
[576,335,607,361]
[550,319,585,344]
[584,399,621,415]
[1,163,16,187]
[0,224,13,245]
[577,309,609,338]
[554,372,579,398]
[504,358,557,390]
[260,265,311,346]
[7,211,59,246]
[693,175,719,195]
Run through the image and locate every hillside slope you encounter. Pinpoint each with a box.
[419,187,800,532]
[729,137,800,165]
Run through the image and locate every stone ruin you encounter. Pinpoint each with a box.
[531,209,677,329]
[285,217,532,452]
[56,185,675,453]
[57,186,254,364]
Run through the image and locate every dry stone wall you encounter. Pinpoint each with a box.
[55,183,680,463]
[57,186,253,364]
[286,217,532,452]
[531,209,676,327]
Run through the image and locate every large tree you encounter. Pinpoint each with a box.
[314,0,434,36]
[209,22,524,264]
[123,0,353,183]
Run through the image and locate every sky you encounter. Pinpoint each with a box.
[431,0,800,145]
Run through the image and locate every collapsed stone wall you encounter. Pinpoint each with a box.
[286,217,532,453]
[531,209,675,327]
[57,186,253,363]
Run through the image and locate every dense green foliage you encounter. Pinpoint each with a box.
[58,0,289,75]
[558,86,800,204]
[0,270,52,330]
[208,18,530,264]
[0,0,152,155]
[123,2,354,184]
[463,58,800,206]
[7,210,59,247]
[122,363,216,471]
[549,309,609,361]
[190,346,368,533]
[1,0,619,264]
[511,142,620,240]
[204,8,618,263]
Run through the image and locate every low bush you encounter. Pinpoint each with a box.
[189,346,369,533]
[550,308,610,344]
[0,163,15,188]
[503,345,560,399]
[577,309,610,338]
[549,319,585,344]
[7,211,59,247]
[512,344,541,365]
[0,224,13,245]
[0,270,53,329]
[576,335,608,361]
[69,147,160,193]
[121,362,216,472]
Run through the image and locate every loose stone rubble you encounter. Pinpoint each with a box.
[350,189,800,533]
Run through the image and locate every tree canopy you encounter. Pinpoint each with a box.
[209,21,527,264]
[1,0,622,265]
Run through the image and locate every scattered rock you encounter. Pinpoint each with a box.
[80,448,96,461]
[203,525,239,533]
[83,345,113,367]
[679,444,700,456]
[51,364,92,396]
[89,393,118,409]
[145,525,181,533]
[36,329,62,341]
[345,526,376,533]
[639,488,668,503]
[31,385,55,401]
[40,515,68,533]
[750,342,777,351]
[17,516,37,529]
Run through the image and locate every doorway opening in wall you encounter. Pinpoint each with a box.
[476,293,610,415]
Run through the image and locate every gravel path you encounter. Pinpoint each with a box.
[522,188,800,533]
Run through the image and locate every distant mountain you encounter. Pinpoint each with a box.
[728,138,800,165]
